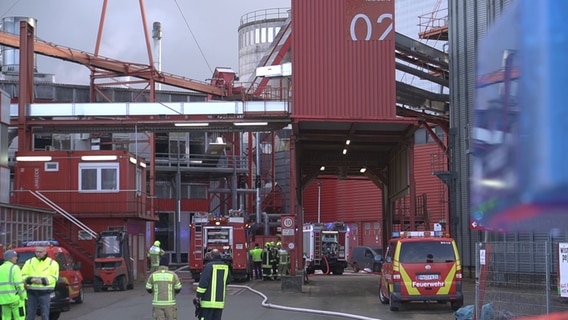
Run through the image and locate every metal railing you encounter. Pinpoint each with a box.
[240,8,290,25]
[154,153,249,170]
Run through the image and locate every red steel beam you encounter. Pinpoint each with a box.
[0,31,224,96]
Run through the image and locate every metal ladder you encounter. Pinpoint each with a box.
[194,225,203,261]
[314,231,321,261]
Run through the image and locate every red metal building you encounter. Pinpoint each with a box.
[11,150,154,281]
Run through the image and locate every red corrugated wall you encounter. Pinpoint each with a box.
[414,143,448,228]
[292,0,396,119]
[302,143,448,231]
[303,179,382,223]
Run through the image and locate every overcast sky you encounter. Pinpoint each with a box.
[0,0,444,89]
[0,0,291,85]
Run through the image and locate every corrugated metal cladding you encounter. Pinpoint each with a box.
[302,144,447,229]
[292,0,395,119]
[302,179,382,223]
[348,221,382,249]
[414,143,448,227]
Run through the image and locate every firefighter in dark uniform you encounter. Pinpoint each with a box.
[145,257,182,320]
[271,242,280,280]
[195,249,232,320]
[261,243,273,281]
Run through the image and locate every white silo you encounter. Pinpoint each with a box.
[237,8,290,97]
[1,17,38,75]
[1,16,54,82]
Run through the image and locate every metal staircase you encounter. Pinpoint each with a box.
[28,190,97,261]
[246,17,292,97]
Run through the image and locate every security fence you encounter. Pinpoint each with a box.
[475,241,568,319]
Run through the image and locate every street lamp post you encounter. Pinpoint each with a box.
[317,180,321,223]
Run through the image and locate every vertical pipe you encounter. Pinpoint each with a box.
[289,135,298,277]
[232,145,238,211]
[255,132,262,232]
[545,240,550,314]
[17,21,34,152]
[152,22,162,91]
[176,142,181,263]
[317,180,321,223]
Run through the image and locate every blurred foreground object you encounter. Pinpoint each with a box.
[470,0,568,232]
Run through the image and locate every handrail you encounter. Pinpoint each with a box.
[28,190,98,239]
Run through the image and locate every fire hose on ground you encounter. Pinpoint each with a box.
[177,265,383,320]
[230,284,383,320]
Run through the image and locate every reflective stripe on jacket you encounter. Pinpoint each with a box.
[0,262,27,305]
[261,249,272,268]
[147,246,165,267]
[145,267,182,306]
[196,258,231,309]
[21,257,59,291]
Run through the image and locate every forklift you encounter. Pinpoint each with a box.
[93,227,134,292]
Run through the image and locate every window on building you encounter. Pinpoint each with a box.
[79,162,119,191]
[268,27,274,42]
[136,168,142,196]
[261,27,267,43]
[414,126,446,145]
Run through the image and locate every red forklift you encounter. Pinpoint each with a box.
[93,227,134,292]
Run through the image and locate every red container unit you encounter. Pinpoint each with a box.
[292,0,396,120]
[11,150,153,282]
[12,150,150,217]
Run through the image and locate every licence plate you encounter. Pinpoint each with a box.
[417,274,439,280]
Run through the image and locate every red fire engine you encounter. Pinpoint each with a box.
[303,222,350,275]
[189,210,251,282]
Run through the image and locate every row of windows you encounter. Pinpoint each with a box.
[42,162,206,199]
[414,126,445,145]
[239,26,281,48]
[44,162,142,194]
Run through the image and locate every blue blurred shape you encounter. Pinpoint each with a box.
[470,0,568,231]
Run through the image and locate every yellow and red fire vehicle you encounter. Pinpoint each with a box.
[379,231,463,311]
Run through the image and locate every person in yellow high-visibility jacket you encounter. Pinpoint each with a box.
[145,257,182,320]
[21,245,59,320]
[0,250,27,320]
[148,240,166,274]
[248,243,263,280]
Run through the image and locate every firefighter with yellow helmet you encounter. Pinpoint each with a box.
[148,240,166,274]
[261,242,273,281]
[277,243,290,277]
[270,242,279,280]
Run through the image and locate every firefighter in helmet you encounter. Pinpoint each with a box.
[277,243,290,277]
[145,256,182,320]
[270,242,280,280]
[148,240,166,274]
[261,243,273,281]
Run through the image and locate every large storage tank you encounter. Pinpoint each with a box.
[1,16,38,74]
[237,8,290,87]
